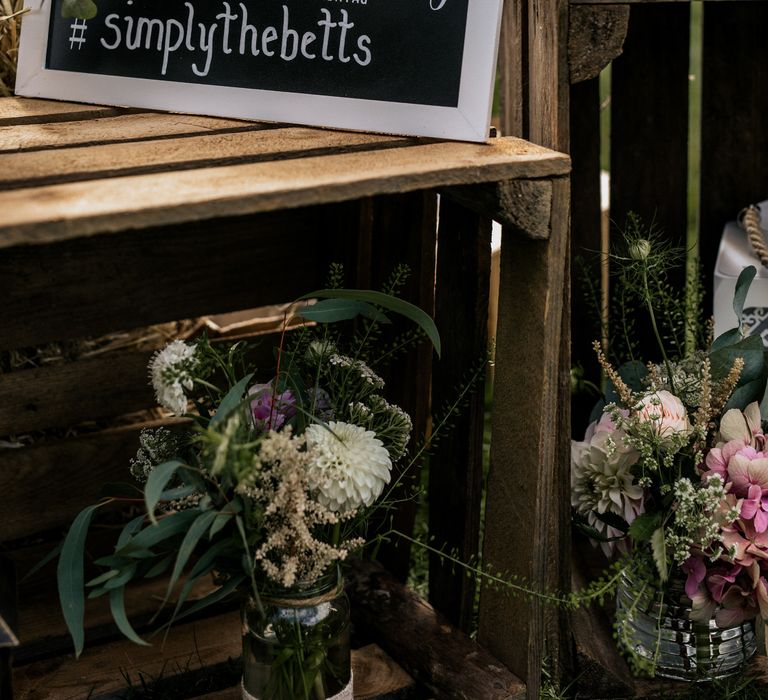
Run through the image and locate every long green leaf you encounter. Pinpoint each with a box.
[162,574,245,629]
[209,499,242,539]
[57,502,103,657]
[733,266,757,324]
[116,510,199,555]
[109,587,150,646]
[144,460,184,525]
[297,299,389,324]
[210,373,254,427]
[165,510,218,602]
[117,515,146,549]
[299,289,441,357]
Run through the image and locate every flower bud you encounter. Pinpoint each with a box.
[629,239,652,261]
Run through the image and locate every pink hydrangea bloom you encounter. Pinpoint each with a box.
[741,484,768,532]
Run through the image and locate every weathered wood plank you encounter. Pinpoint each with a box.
[443,179,553,239]
[349,559,526,700]
[478,177,570,697]
[0,420,182,542]
[0,98,136,126]
[0,329,281,435]
[0,137,570,248]
[13,610,242,700]
[0,127,409,190]
[699,1,768,315]
[568,4,629,83]
[497,0,526,136]
[528,0,570,150]
[610,2,690,285]
[428,196,490,631]
[0,206,332,351]
[0,112,260,152]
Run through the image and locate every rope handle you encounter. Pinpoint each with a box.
[739,204,768,269]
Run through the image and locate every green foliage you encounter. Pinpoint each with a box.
[61,0,97,20]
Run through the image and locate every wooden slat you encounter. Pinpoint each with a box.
[699,1,768,314]
[9,543,219,664]
[428,196,491,631]
[0,112,259,152]
[478,177,570,697]
[0,137,570,248]
[0,98,135,126]
[0,127,409,190]
[0,420,180,542]
[13,611,242,700]
[0,206,333,351]
[0,351,154,435]
[349,559,526,700]
[610,2,690,284]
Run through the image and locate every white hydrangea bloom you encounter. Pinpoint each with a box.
[305,421,392,513]
[149,340,198,415]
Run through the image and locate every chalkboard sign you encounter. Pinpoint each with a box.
[16,0,503,142]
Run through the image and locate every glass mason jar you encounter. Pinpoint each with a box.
[616,565,756,681]
[241,573,352,700]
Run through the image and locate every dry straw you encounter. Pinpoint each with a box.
[0,0,25,96]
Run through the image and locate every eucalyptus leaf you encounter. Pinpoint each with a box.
[209,499,242,539]
[733,266,757,324]
[103,563,138,590]
[109,587,150,646]
[57,502,103,657]
[61,0,97,20]
[165,510,218,602]
[651,527,668,582]
[210,373,254,427]
[297,299,389,324]
[161,574,245,629]
[299,289,441,357]
[710,334,765,384]
[628,512,662,542]
[145,554,174,579]
[85,570,119,588]
[144,460,184,525]
[725,371,768,411]
[711,328,742,353]
[116,509,198,555]
[117,515,146,549]
[605,361,647,404]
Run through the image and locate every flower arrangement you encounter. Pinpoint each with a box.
[572,221,768,677]
[55,273,440,699]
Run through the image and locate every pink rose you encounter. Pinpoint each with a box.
[636,390,691,440]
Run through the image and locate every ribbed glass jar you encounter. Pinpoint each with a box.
[241,573,352,700]
[616,566,756,681]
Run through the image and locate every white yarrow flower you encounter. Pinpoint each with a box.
[305,421,392,513]
[149,340,198,415]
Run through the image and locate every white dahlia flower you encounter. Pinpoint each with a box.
[305,421,392,513]
[149,340,198,415]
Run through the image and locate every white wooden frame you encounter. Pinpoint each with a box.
[16,0,503,142]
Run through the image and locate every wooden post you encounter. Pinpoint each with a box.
[485,0,572,696]
[478,176,570,698]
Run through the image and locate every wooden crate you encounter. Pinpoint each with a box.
[0,94,571,699]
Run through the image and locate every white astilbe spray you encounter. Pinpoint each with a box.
[237,429,362,588]
[149,340,199,415]
[305,421,392,513]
